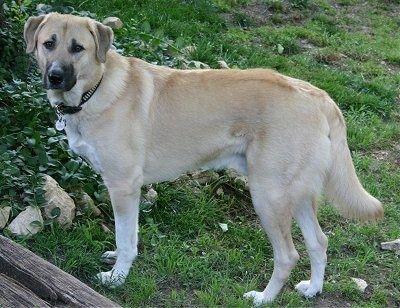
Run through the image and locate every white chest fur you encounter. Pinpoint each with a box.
[64,120,102,173]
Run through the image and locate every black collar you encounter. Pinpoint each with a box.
[55,76,103,115]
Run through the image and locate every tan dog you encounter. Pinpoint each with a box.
[24,13,383,305]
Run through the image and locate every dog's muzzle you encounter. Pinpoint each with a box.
[44,62,76,91]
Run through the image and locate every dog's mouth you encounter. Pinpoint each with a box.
[44,77,77,91]
[44,62,77,92]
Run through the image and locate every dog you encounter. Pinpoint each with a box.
[24,13,383,305]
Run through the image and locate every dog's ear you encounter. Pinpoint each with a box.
[90,21,114,63]
[24,15,46,53]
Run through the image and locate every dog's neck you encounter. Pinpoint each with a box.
[54,76,103,115]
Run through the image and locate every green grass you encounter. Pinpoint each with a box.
[4,0,400,306]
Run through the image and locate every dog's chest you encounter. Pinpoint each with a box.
[65,123,102,172]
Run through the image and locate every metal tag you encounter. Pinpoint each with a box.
[55,117,66,131]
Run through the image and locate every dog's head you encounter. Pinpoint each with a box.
[24,13,113,94]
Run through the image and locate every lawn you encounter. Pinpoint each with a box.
[0,0,399,306]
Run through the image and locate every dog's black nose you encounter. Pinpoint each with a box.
[44,62,76,91]
[48,68,64,85]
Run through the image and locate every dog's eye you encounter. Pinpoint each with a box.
[43,41,55,50]
[72,45,85,53]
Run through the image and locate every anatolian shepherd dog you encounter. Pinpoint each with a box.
[24,13,383,305]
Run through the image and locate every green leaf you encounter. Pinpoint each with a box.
[50,207,61,218]
[141,21,151,33]
[175,37,185,49]
[47,128,57,136]
[30,220,43,228]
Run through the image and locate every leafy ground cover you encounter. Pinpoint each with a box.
[1,0,399,306]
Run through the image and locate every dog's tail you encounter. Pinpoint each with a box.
[323,98,383,222]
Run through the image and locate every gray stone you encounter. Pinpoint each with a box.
[75,191,102,217]
[381,239,400,252]
[351,278,368,292]
[217,60,230,69]
[145,188,158,204]
[100,223,112,233]
[102,17,123,29]
[7,206,43,236]
[191,170,220,185]
[216,188,224,196]
[36,3,52,12]
[43,175,75,228]
[172,174,191,185]
[225,168,249,190]
[218,223,228,232]
[0,207,11,229]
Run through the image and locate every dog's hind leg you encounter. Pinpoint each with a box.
[294,197,328,297]
[243,181,300,305]
[243,145,300,305]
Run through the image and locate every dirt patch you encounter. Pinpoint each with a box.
[331,0,400,37]
[314,293,352,308]
[221,3,273,27]
[380,60,400,75]
[221,1,311,27]
[369,142,400,169]
[299,38,316,50]
[314,51,348,68]
[155,277,198,306]
[390,142,400,166]
[239,2,273,25]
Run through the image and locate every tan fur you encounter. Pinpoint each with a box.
[24,13,383,304]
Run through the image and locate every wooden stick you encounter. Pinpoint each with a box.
[0,273,51,308]
[0,235,120,307]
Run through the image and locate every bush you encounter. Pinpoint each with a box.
[0,2,105,217]
[0,1,32,80]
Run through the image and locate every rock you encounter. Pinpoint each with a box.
[145,188,158,204]
[381,239,400,252]
[235,176,249,189]
[181,45,197,56]
[218,223,228,232]
[75,191,102,217]
[36,3,46,10]
[191,187,201,195]
[0,207,11,229]
[351,278,368,292]
[172,174,191,186]
[225,168,249,190]
[217,60,230,69]
[190,170,220,185]
[43,175,75,228]
[7,206,43,236]
[97,190,111,203]
[100,223,112,233]
[102,17,123,29]
[277,44,284,54]
[188,60,210,69]
[36,3,52,13]
[216,188,224,196]
[225,168,241,179]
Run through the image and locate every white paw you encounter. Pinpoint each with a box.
[295,280,322,298]
[244,290,271,306]
[101,250,118,265]
[95,269,126,288]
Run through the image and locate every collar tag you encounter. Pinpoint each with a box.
[55,106,66,131]
[55,115,66,131]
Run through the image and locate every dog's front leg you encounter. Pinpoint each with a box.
[96,167,143,287]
